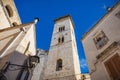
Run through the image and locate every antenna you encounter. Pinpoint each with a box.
[103,4,111,12]
[103,4,107,10]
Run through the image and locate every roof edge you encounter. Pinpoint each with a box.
[0,22,34,32]
[54,14,75,28]
[81,1,120,41]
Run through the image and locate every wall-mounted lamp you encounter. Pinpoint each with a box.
[29,56,39,68]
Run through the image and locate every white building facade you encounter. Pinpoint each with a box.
[0,0,38,80]
[81,2,120,80]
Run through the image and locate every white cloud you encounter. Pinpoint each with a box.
[80,58,88,69]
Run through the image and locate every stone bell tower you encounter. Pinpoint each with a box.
[44,15,81,80]
[0,0,21,29]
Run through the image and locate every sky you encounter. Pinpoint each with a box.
[14,0,118,73]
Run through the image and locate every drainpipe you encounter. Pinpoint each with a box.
[0,27,26,59]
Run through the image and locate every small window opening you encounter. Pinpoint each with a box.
[62,36,64,43]
[56,59,62,71]
[12,22,18,26]
[59,26,65,32]
[58,36,64,44]
[5,5,13,17]
[58,38,61,44]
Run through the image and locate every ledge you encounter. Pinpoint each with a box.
[96,42,118,60]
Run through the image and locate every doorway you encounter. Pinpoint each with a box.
[104,54,120,80]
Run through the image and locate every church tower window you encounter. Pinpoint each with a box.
[62,36,64,43]
[58,38,61,44]
[58,36,64,44]
[59,27,61,32]
[59,26,65,32]
[5,5,13,17]
[56,59,62,71]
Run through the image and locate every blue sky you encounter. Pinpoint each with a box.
[15,0,118,73]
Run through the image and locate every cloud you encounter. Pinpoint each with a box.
[80,58,88,69]
[80,58,89,73]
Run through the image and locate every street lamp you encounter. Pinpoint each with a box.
[29,56,39,68]
[0,56,39,80]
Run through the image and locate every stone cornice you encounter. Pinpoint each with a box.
[96,42,119,60]
[54,14,75,29]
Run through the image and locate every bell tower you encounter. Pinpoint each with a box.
[44,15,81,80]
[0,0,21,29]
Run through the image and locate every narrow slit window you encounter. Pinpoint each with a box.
[5,5,13,17]
[58,38,61,44]
[62,36,64,43]
[56,59,62,71]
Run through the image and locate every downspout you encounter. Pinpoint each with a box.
[0,27,26,59]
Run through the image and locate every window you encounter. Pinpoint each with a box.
[59,27,61,32]
[58,36,64,44]
[115,11,120,19]
[58,37,61,44]
[56,59,62,71]
[5,5,13,17]
[62,36,64,43]
[12,22,18,26]
[93,31,108,49]
[59,26,65,32]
